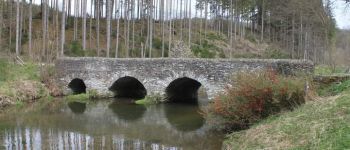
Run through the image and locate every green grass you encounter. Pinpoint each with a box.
[317,80,350,96]
[0,59,39,83]
[314,65,347,76]
[225,92,350,149]
[135,94,164,105]
[0,59,50,107]
[65,90,101,103]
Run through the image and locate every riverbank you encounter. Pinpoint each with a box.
[224,89,350,149]
[0,59,61,109]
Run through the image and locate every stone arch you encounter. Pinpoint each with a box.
[68,78,87,95]
[165,77,202,104]
[109,76,147,99]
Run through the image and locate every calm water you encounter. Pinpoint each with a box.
[0,99,224,150]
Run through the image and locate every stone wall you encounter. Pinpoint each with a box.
[55,57,314,103]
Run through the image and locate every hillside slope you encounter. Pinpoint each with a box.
[225,93,350,149]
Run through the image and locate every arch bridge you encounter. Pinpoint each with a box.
[55,57,313,103]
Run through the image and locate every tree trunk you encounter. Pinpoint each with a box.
[115,0,120,58]
[260,0,264,42]
[161,0,165,57]
[73,0,78,40]
[89,0,93,49]
[27,0,32,57]
[0,1,3,53]
[96,0,100,56]
[188,0,191,46]
[82,0,87,51]
[60,0,66,56]
[15,0,20,56]
[149,0,153,58]
[19,0,24,55]
[106,0,112,57]
[168,0,172,55]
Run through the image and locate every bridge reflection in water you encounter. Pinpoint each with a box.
[0,99,223,150]
[2,128,181,150]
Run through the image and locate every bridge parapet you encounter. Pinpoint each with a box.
[55,57,313,103]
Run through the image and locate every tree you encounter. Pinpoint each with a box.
[82,0,87,51]
[96,0,101,56]
[0,1,2,53]
[115,0,120,58]
[106,0,112,57]
[60,0,66,56]
[15,0,20,56]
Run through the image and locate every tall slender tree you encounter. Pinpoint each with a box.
[115,0,120,58]
[60,0,66,56]
[106,0,112,57]
[15,0,20,56]
[82,0,87,51]
[28,0,32,57]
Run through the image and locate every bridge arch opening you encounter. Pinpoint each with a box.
[165,77,202,104]
[109,76,147,99]
[68,78,87,95]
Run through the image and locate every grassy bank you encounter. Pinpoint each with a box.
[0,59,50,108]
[224,88,350,149]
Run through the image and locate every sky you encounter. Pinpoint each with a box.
[334,0,350,29]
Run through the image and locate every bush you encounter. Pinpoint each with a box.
[204,70,306,131]
[67,41,84,57]
[191,40,217,58]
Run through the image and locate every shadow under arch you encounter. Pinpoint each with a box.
[108,101,147,121]
[68,78,87,94]
[68,102,87,114]
[165,77,202,104]
[164,104,205,132]
[109,76,147,100]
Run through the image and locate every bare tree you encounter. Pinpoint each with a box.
[106,0,112,57]
[115,0,120,58]
[60,0,66,56]
[96,0,100,56]
[82,0,87,51]
[28,0,33,57]
[15,0,20,56]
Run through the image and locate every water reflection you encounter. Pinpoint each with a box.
[68,102,87,114]
[0,99,223,150]
[2,127,182,150]
[164,104,205,132]
[108,101,146,121]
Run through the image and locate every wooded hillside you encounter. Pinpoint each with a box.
[0,0,342,64]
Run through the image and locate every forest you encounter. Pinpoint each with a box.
[1,1,350,149]
[0,0,347,65]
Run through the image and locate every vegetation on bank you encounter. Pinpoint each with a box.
[317,79,350,96]
[314,65,349,76]
[135,94,164,105]
[64,90,100,103]
[203,70,306,131]
[225,91,350,149]
[0,59,50,108]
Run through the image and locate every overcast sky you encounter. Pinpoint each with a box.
[334,0,350,29]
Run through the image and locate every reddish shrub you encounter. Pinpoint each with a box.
[204,70,306,131]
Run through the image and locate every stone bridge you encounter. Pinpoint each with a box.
[55,57,313,103]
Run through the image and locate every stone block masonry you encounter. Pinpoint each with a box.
[55,57,314,103]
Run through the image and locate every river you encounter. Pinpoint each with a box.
[0,99,224,150]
